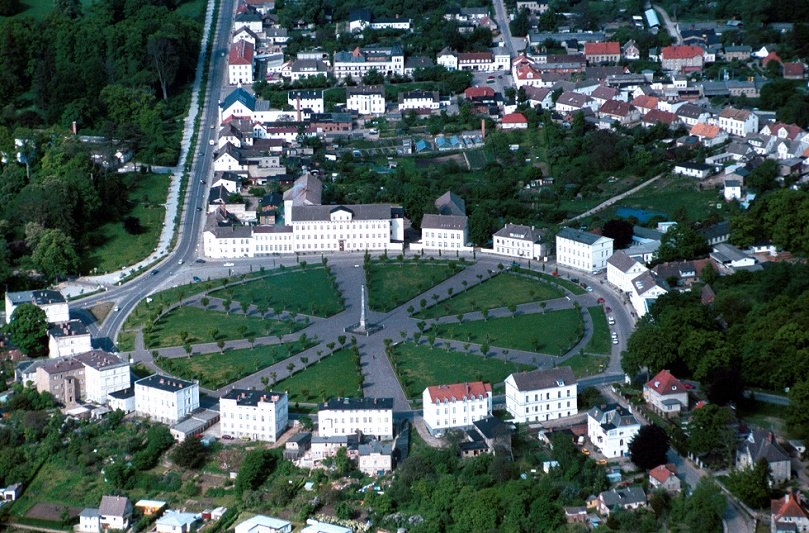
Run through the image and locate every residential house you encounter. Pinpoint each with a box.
[649,464,681,493]
[719,107,759,137]
[661,45,705,73]
[556,227,614,273]
[724,179,742,201]
[598,486,647,515]
[5,289,69,325]
[228,40,254,85]
[398,89,439,112]
[346,85,386,115]
[422,381,493,436]
[598,99,640,126]
[464,86,496,102]
[643,369,689,415]
[281,59,330,82]
[653,259,712,288]
[673,161,714,179]
[629,270,669,317]
[501,112,528,129]
[234,515,293,533]
[516,0,548,14]
[622,40,640,60]
[220,389,288,442]
[283,432,312,461]
[724,45,752,61]
[491,223,549,260]
[233,10,262,33]
[760,122,805,140]
[771,491,809,533]
[134,374,200,425]
[317,397,393,440]
[358,440,393,476]
[642,109,681,129]
[99,496,133,531]
[421,214,469,251]
[288,90,324,114]
[711,243,758,272]
[587,403,641,458]
[505,367,577,423]
[584,42,621,64]
[34,350,130,405]
[676,103,711,127]
[300,519,352,533]
[737,430,791,485]
[555,91,595,114]
[606,251,648,293]
[333,45,404,79]
[47,320,92,358]
[523,86,554,109]
[513,63,547,89]
[403,56,434,77]
[691,123,728,147]
[630,95,659,115]
[156,511,198,533]
[460,416,513,458]
[784,62,806,80]
[79,509,101,533]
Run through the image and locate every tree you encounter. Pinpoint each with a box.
[31,228,79,281]
[216,339,225,353]
[629,424,670,470]
[183,343,192,357]
[510,8,531,37]
[726,458,771,508]
[235,449,275,496]
[148,34,180,101]
[657,223,709,263]
[688,404,735,468]
[7,304,48,357]
[123,216,143,234]
[602,219,634,249]
[786,379,809,441]
[669,478,726,533]
[170,436,209,469]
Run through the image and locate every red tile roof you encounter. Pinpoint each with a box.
[649,464,677,484]
[643,109,679,125]
[584,42,621,57]
[515,64,542,80]
[502,112,528,124]
[646,369,686,396]
[783,62,805,78]
[465,86,495,99]
[458,52,493,62]
[661,45,703,60]
[229,40,254,65]
[426,381,491,403]
[630,95,659,110]
[772,491,809,520]
[690,122,722,138]
[762,51,783,66]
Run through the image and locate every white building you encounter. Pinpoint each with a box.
[346,85,386,115]
[5,289,69,325]
[317,397,393,440]
[301,519,352,533]
[422,381,492,436]
[290,204,405,253]
[421,214,469,252]
[718,107,759,137]
[643,369,689,415]
[398,89,439,112]
[505,367,577,423]
[220,389,289,442]
[288,90,324,114]
[606,251,648,293]
[358,440,393,476]
[556,227,614,273]
[724,179,742,201]
[673,161,714,179]
[628,270,669,317]
[228,40,254,85]
[48,320,92,358]
[33,350,130,406]
[492,223,549,260]
[234,515,293,533]
[78,351,131,404]
[333,45,404,79]
[587,403,641,458]
[156,511,197,533]
[134,374,200,425]
[98,496,132,531]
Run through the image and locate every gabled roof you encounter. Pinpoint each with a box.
[599,99,635,117]
[493,223,545,243]
[643,109,679,125]
[630,95,659,110]
[421,214,467,230]
[607,251,643,273]
[742,430,790,464]
[676,102,706,119]
[220,87,256,112]
[229,39,254,65]
[719,107,752,121]
[464,86,495,99]
[600,486,647,507]
[631,270,669,296]
[783,62,805,78]
[691,122,722,138]
[557,226,610,246]
[584,41,621,56]
[661,45,703,60]
[508,366,576,392]
[556,91,592,108]
[502,112,528,124]
[523,86,552,101]
[772,491,809,521]
[426,382,491,403]
[435,191,466,216]
[649,464,677,483]
[646,369,686,396]
[99,495,132,518]
[590,85,619,100]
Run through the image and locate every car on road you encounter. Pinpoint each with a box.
[113,306,119,312]
[195,259,206,264]
[586,286,594,292]
[208,139,215,145]
[221,434,233,440]
[486,76,495,83]
[192,276,202,283]
[223,262,234,267]
[608,316,615,325]
[605,306,612,313]
[150,270,159,276]
[196,206,203,211]
[612,337,619,344]
[597,297,605,303]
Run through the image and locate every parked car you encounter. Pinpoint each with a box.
[223,262,234,267]
[597,297,605,303]
[192,276,202,283]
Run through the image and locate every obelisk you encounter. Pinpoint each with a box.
[359,284,367,331]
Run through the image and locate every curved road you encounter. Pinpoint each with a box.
[652,3,682,45]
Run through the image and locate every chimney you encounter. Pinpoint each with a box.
[71,121,77,135]
[481,119,486,140]
[296,95,301,122]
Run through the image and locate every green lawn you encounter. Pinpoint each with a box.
[154,338,316,390]
[210,267,343,317]
[585,306,611,355]
[563,353,610,378]
[433,308,583,354]
[146,306,306,348]
[367,259,465,312]
[274,349,362,404]
[737,400,791,438]
[517,268,587,295]
[417,272,564,319]
[84,173,170,274]
[391,342,532,399]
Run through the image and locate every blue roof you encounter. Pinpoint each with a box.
[220,87,255,112]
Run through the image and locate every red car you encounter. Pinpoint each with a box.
[597,297,605,304]
[605,306,612,313]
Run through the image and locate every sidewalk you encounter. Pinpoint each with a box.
[57,0,218,299]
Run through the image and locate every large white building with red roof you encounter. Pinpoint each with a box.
[643,369,689,415]
[501,112,528,130]
[771,491,809,533]
[584,42,621,64]
[422,382,492,436]
[228,40,255,85]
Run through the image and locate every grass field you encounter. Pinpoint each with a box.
[563,353,609,377]
[416,272,564,319]
[737,400,791,438]
[521,269,587,295]
[84,173,169,274]
[391,342,532,399]
[367,259,464,312]
[210,267,343,317]
[146,306,305,348]
[274,349,361,404]
[154,338,316,390]
[585,306,611,355]
[433,308,583,354]
[465,148,495,170]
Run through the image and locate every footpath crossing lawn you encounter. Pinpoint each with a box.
[391,342,532,399]
[367,259,465,312]
[210,267,343,317]
[563,353,609,377]
[417,272,564,318]
[433,308,583,354]
[276,349,361,403]
[154,337,316,390]
[146,306,305,348]
[584,306,612,355]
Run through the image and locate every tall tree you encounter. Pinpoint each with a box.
[7,304,49,357]
[31,228,80,281]
[629,424,670,470]
[688,404,735,468]
[148,34,180,101]
[786,379,809,441]
[669,478,726,533]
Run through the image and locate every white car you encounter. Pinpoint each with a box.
[223,262,235,267]
[608,316,615,325]
[612,337,619,345]
[209,139,215,146]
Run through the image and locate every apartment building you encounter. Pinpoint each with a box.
[220,389,289,442]
[422,382,492,436]
[505,367,577,423]
[134,375,200,425]
[317,397,394,440]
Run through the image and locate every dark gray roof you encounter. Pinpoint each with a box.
[472,416,511,440]
[742,430,790,464]
[435,191,466,216]
[289,89,323,100]
[676,161,713,171]
[607,251,641,273]
[509,366,576,392]
[135,374,196,393]
[222,388,286,406]
[557,226,607,245]
[291,204,395,222]
[346,85,385,96]
[99,495,132,518]
[600,486,647,507]
[421,214,468,230]
[73,350,127,370]
[676,103,705,119]
[109,387,134,400]
[633,225,663,241]
[631,270,669,296]
[48,319,89,338]
[493,223,545,243]
[588,403,639,431]
[359,440,392,456]
[405,56,434,69]
[6,289,66,306]
[320,397,393,411]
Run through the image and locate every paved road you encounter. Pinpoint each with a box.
[491,0,522,57]
[652,3,682,45]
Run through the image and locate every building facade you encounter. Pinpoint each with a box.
[491,223,549,259]
[556,227,614,272]
[333,46,404,79]
[346,85,386,115]
[317,397,394,440]
[5,290,69,325]
[134,375,200,425]
[587,404,641,458]
[422,382,492,436]
[48,320,93,358]
[220,389,289,442]
[505,367,577,423]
